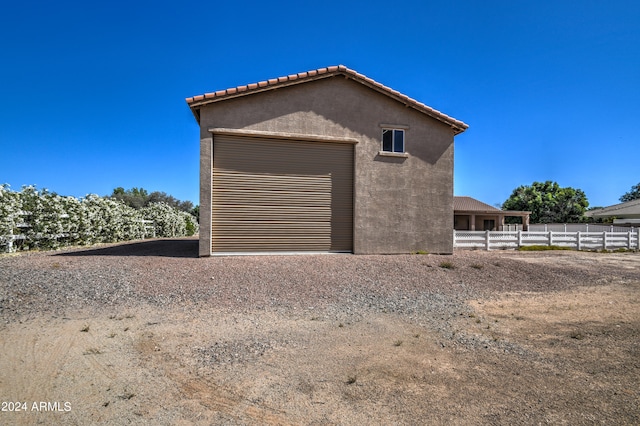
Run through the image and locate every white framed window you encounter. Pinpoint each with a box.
[381,128,405,153]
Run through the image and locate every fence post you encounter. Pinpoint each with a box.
[548,231,553,247]
[485,230,490,250]
[517,230,522,248]
[577,231,581,251]
[602,231,607,250]
[628,231,632,250]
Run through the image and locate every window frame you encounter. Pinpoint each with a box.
[379,125,409,157]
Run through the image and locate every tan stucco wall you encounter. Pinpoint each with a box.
[197,76,456,254]
[454,215,470,230]
[474,215,500,231]
[198,136,212,257]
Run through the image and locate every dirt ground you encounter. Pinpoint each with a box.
[0,246,638,425]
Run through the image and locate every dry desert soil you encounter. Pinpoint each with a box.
[0,238,638,425]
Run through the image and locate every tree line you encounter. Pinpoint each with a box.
[501,181,639,224]
[109,187,198,219]
[109,183,640,226]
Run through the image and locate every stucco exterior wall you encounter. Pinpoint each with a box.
[197,76,455,254]
[199,136,212,257]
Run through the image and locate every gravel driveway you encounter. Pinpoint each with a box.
[1,237,627,323]
[1,238,638,425]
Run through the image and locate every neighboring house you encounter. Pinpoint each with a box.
[186,65,468,256]
[454,196,530,231]
[584,199,640,225]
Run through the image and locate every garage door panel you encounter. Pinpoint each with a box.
[212,135,353,253]
[215,171,333,186]
[212,208,332,220]
[213,193,332,206]
[212,224,331,234]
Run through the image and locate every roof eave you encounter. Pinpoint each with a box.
[186,71,338,125]
[455,209,531,215]
[185,65,469,133]
[341,72,468,134]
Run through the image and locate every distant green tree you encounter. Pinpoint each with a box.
[110,187,149,209]
[109,187,194,212]
[502,181,589,223]
[620,182,640,202]
[580,206,611,224]
[147,191,194,212]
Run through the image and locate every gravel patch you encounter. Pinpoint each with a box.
[1,238,637,337]
[1,239,639,424]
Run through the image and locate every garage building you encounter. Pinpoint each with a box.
[186,65,468,256]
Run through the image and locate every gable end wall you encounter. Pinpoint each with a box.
[198,76,455,254]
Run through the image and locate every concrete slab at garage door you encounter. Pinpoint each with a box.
[212,135,353,253]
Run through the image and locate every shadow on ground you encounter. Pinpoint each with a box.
[55,238,199,258]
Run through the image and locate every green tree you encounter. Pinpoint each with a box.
[147,191,194,212]
[502,181,589,223]
[110,187,149,209]
[109,187,194,212]
[619,182,640,202]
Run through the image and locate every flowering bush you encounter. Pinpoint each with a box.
[0,185,198,253]
[140,202,186,238]
[0,184,22,248]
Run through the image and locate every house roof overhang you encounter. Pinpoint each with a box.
[453,196,530,216]
[455,210,531,216]
[584,199,640,219]
[186,65,469,135]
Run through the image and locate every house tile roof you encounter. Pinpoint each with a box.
[186,65,468,134]
[454,196,501,212]
[584,198,640,218]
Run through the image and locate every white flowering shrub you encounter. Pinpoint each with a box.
[140,202,198,238]
[0,184,23,249]
[180,210,199,237]
[0,185,198,253]
[83,195,154,244]
[19,186,70,249]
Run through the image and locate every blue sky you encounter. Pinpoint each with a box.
[1,0,638,208]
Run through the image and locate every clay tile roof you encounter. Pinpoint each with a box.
[454,196,501,212]
[454,197,531,215]
[186,65,469,134]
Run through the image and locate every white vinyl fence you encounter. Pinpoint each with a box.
[454,229,639,251]
[2,219,156,253]
[528,223,633,233]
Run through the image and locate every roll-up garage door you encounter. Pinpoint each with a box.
[212,135,353,253]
